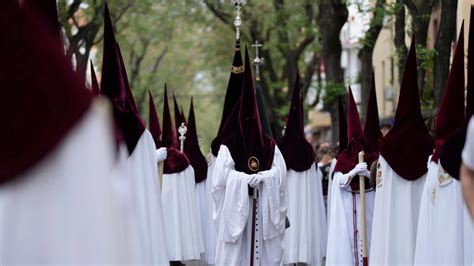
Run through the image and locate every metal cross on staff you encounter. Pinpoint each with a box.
[252,40,264,81]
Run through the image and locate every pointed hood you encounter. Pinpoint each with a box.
[277,73,315,171]
[364,74,383,152]
[23,0,61,43]
[173,93,186,141]
[211,40,244,156]
[161,85,190,173]
[100,4,145,154]
[221,47,275,174]
[148,91,162,148]
[184,98,208,183]
[0,1,91,183]
[440,19,471,180]
[431,24,465,162]
[379,39,434,180]
[334,87,378,183]
[256,79,273,136]
[90,61,100,96]
[161,85,176,148]
[338,96,348,155]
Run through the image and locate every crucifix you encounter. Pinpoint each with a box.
[252,40,264,81]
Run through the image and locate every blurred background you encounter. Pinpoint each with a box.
[58,0,472,153]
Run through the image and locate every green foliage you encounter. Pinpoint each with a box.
[322,82,347,107]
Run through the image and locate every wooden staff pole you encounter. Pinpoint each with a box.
[359,151,368,266]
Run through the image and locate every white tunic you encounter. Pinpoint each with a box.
[212,145,288,266]
[463,117,474,169]
[326,171,375,265]
[195,155,218,264]
[125,129,169,264]
[414,159,474,265]
[369,156,425,265]
[162,165,205,261]
[0,99,134,264]
[283,163,327,265]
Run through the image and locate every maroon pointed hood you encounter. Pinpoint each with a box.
[162,85,177,148]
[100,4,145,155]
[23,0,61,43]
[380,39,434,180]
[278,73,315,171]
[90,62,100,97]
[221,47,275,174]
[364,74,383,152]
[440,18,471,180]
[337,96,348,156]
[211,41,244,156]
[148,91,162,148]
[0,1,92,184]
[184,98,208,183]
[161,86,190,174]
[334,87,378,179]
[432,24,465,162]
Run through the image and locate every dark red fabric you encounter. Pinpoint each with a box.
[90,62,100,97]
[379,39,434,180]
[337,97,348,156]
[221,47,275,174]
[184,98,208,183]
[432,25,465,162]
[278,73,315,171]
[148,91,162,148]
[100,4,145,155]
[440,14,474,180]
[23,0,61,43]
[161,86,190,174]
[364,74,383,152]
[0,1,92,184]
[211,41,244,156]
[334,87,378,187]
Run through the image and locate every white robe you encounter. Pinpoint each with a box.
[212,145,288,266]
[326,171,375,265]
[125,129,169,264]
[283,163,327,265]
[414,159,474,265]
[195,155,218,264]
[162,165,205,261]
[0,99,134,264]
[369,156,425,265]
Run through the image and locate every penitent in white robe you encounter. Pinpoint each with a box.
[414,159,474,265]
[124,129,169,264]
[369,156,425,265]
[195,155,218,264]
[212,145,288,266]
[326,171,375,266]
[283,163,327,265]
[0,99,134,264]
[162,165,205,261]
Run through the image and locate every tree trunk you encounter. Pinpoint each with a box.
[433,0,458,107]
[395,0,407,83]
[404,0,434,94]
[317,0,348,145]
[358,0,386,121]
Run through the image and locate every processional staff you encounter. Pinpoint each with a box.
[178,122,187,152]
[359,151,368,266]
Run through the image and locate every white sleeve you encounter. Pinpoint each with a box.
[211,145,252,243]
[462,116,474,170]
[259,147,288,240]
